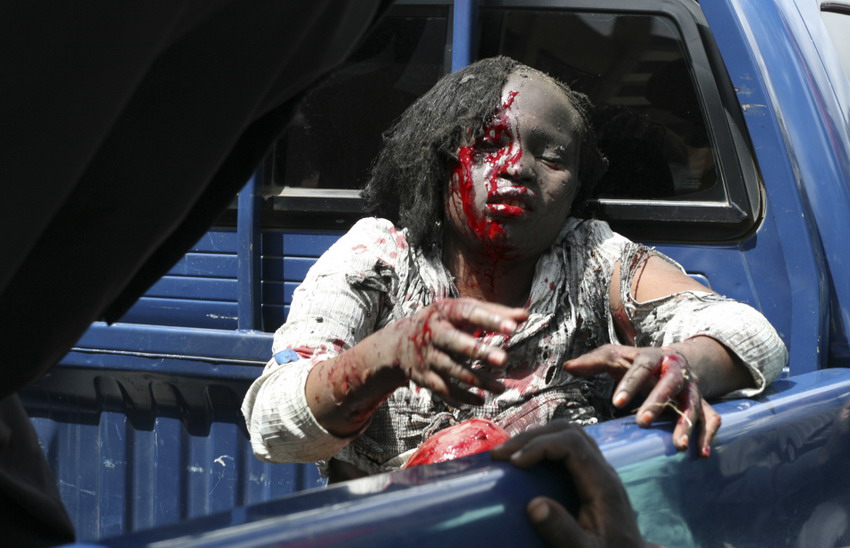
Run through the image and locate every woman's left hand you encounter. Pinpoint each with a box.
[564,344,720,458]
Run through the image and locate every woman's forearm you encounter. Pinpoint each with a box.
[668,335,754,398]
[305,332,408,437]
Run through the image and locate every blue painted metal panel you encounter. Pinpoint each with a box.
[119,298,239,330]
[145,277,238,301]
[261,305,286,326]
[71,323,271,364]
[778,0,850,361]
[165,253,238,278]
[262,256,318,283]
[262,281,314,306]
[237,173,262,331]
[25,363,325,542]
[70,369,850,547]
[263,231,344,257]
[37,412,317,540]
[116,227,342,331]
[188,230,239,253]
[693,0,831,373]
[451,0,476,72]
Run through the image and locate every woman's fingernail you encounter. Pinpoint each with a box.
[702,446,711,458]
[613,391,628,407]
[640,411,653,424]
[490,348,507,364]
[501,319,517,332]
[680,434,688,447]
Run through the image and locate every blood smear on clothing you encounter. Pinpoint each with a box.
[404,418,511,468]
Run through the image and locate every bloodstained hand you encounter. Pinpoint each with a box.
[491,420,650,548]
[387,298,528,406]
[563,344,721,457]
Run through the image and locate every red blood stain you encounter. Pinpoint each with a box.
[328,355,361,401]
[352,244,368,253]
[471,328,496,338]
[612,306,637,345]
[504,365,537,392]
[409,312,436,365]
[389,227,409,250]
[292,346,315,359]
[450,91,524,293]
[404,418,511,468]
[657,353,685,377]
[549,281,556,291]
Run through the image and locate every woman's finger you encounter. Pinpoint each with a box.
[612,349,664,408]
[696,400,721,458]
[430,322,508,367]
[669,382,700,450]
[563,344,638,378]
[437,299,527,334]
[415,348,505,395]
[635,356,686,425]
[417,369,485,406]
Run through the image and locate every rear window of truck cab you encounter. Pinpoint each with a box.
[259,0,761,243]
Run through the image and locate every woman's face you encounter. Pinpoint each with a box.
[444,71,582,261]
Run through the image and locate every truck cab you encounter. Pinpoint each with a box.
[22,0,850,545]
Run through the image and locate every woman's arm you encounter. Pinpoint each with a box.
[305,299,527,437]
[612,255,755,396]
[565,252,787,456]
[242,218,527,462]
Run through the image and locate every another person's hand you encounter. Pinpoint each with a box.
[563,344,720,457]
[384,298,528,405]
[491,420,650,548]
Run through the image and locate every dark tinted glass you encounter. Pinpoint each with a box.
[479,10,723,201]
[267,5,448,197]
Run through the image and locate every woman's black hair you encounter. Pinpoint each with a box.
[361,56,606,248]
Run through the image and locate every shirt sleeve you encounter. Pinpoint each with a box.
[615,241,788,398]
[241,217,407,463]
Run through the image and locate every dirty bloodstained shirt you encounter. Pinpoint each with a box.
[242,217,786,475]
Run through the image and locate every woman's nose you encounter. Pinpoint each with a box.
[501,142,533,182]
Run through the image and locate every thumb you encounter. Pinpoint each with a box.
[527,496,589,548]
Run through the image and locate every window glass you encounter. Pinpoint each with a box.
[266,5,448,199]
[478,10,723,202]
[821,9,850,85]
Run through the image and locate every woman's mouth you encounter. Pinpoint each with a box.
[486,191,533,218]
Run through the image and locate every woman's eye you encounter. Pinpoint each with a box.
[539,156,565,168]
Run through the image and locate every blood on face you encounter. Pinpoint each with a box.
[450,90,523,247]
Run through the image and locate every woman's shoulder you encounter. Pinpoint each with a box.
[345,217,407,243]
[560,217,631,252]
[314,217,413,272]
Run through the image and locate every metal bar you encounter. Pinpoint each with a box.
[451,0,477,71]
[237,170,263,331]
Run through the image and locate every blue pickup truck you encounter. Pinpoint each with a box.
[16,0,850,546]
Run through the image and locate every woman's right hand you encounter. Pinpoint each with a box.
[384,298,528,405]
[306,298,527,436]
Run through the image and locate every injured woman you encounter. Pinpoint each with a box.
[241,56,788,482]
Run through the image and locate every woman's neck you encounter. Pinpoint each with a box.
[442,237,538,308]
